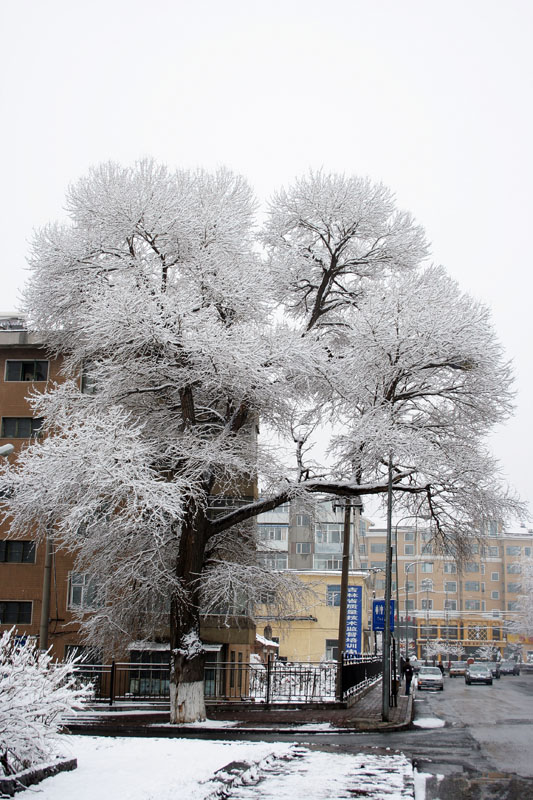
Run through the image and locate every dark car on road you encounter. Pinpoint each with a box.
[500,660,520,675]
[485,661,501,679]
[465,663,493,685]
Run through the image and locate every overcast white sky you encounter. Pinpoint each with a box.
[1,0,531,522]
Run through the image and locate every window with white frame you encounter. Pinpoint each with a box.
[491,571,499,581]
[295,542,311,554]
[326,585,341,606]
[325,639,338,661]
[404,544,414,555]
[507,563,521,574]
[491,591,499,600]
[315,525,342,544]
[507,582,522,594]
[507,601,519,611]
[506,546,521,556]
[443,562,457,573]
[258,526,287,541]
[420,562,433,573]
[444,581,457,593]
[68,573,100,610]
[421,598,433,610]
[370,543,386,553]
[258,552,288,569]
[465,562,479,573]
[404,531,415,541]
[444,599,457,611]
[465,581,480,592]
[314,557,343,570]
[465,599,481,611]
[296,513,310,527]
[488,546,499,557]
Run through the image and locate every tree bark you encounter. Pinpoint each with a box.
[169,511,208,723]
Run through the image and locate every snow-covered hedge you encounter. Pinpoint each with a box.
[0,629,91,776]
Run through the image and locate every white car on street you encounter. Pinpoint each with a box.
[417,666,444,691]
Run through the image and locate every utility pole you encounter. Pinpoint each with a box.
[381,458,393,722]
[336,496,362,700]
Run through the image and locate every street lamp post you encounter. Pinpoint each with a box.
[404,561,432,660]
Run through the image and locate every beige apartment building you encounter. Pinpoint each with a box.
[257,501,533,662]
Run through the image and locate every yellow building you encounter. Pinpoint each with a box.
[257,570,372,662]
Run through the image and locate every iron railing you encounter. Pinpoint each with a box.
[73,656,381,705]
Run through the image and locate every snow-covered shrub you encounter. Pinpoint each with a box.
[0,628,91,776]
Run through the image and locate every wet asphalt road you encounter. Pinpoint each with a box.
[252,672,533,798]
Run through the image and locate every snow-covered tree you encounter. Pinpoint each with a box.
[0,164,524,722]
[0,629,90,776]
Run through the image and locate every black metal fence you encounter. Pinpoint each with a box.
[74,656,381,705]
[340,654,382,700]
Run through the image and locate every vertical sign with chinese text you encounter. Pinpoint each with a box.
[345,585,362,654]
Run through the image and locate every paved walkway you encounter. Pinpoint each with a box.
[66,681,414,736]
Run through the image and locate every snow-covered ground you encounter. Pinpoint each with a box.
[16,736,423,799]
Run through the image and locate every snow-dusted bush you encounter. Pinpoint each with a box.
[0,629,91,776]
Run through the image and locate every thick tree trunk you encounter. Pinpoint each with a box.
[169,511,208,723]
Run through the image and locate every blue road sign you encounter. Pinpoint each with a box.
[372,598,395,632]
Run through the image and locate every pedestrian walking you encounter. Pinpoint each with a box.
[404,661,413,696]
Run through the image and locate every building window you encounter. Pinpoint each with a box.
[359,544,366,555]
[444,581,457,593]
[507,563,521,574]
[404,532,415,541]
[370,561,385,570]
[325,639,338,661]
[258,552,288,570]
[405,599,414,611]
[316,525,343,544]
[491,572,499,581]
[404,544,414,555]
[370,543,386,553]
[444,600,457,611]
[443,563,457,574]
[5,360,48,382]
[507,601,518,612]
[296,514,310,527]
[314,556,344,570]
[68,573,100,610]
[525,547,531,557]
[421,543,433,555]
[420,562,433,573]
[465,599,481,611]
[295,542,311,554]
[507,582,522,594]
[258,526,287,541]
[0,601,32,624]
[1,417,43,438]
[491,591,499,600]
[506,546,521,556]
[421,598,433,610]
[488,546,499,557]
[0,540,35,563]
[465,581,480,592]
[326,585,341,606]
[465,562,479,573]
